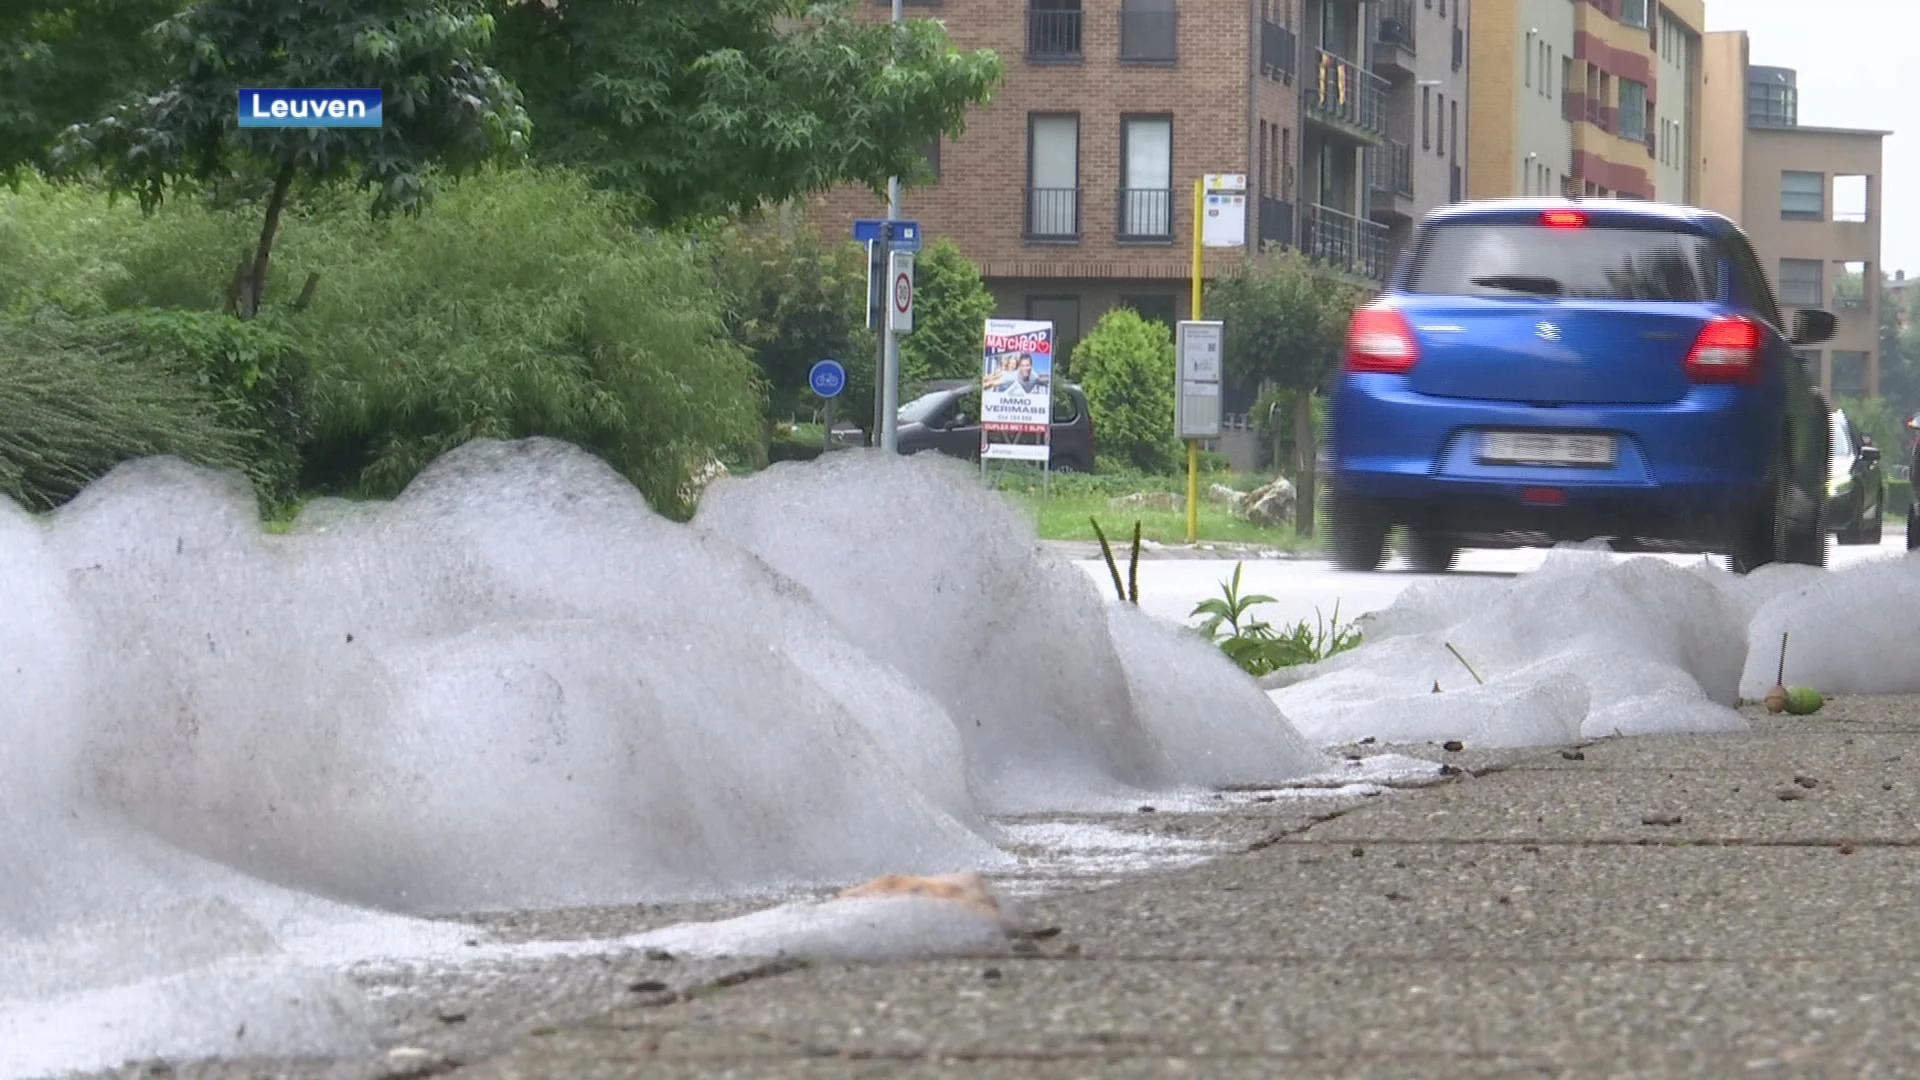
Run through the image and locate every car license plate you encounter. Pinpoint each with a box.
[1478,431,1616,467]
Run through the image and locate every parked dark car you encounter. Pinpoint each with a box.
[1327,197,1837,574]
[1827,406,1884,544]
[866,379,1096,472]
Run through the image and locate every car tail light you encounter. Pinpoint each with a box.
[1541,210,1587,228]
[1684,315,1762,384]
[1345,306,1419,374]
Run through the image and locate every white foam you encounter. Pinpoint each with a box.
[1267,548,1751,747]
[1740,551,1920,697]
[692,451,1326,811]
[0,440,1343,1076]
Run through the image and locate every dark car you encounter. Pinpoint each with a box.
[883,379,1096,472]
[1826,406,1885,544]
[1327,197,1838,574]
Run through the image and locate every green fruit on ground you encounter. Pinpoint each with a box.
[1786,687,1824,715]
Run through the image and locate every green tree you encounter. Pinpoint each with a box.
[1071,306,1177,475]
[1204,249,1366,535]
[707,214,871,436]
[898,236,995,388]
[0,0,185,182]
[487,0,1002,224]
[52,0,530,320]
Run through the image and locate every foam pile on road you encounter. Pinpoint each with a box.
[0,439,1328,1075]
[692,451,1329,809]
[1265,548,1753,747]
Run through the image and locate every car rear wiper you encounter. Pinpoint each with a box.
[1471,274,1564,296]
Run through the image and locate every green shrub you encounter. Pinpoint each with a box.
[1071,307,1178,475]
[0,312,255,510]
[1888,476,1912,518]
[0,168,768,518]
[898,236,996,387]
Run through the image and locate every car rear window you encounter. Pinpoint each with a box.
[1404,222,1719,301]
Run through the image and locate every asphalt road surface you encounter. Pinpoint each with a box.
[1075,533,1912,633]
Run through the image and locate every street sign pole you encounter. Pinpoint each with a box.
[871,228,888,445]
[878,0,906,455]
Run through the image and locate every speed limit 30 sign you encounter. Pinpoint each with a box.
[886,250,915,334]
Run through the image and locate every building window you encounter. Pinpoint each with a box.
[1831,350,1870,398]
[1778,258,1824,308]
[1450,99,1458,161]
[1119,0,1178,63]
[1026,113,1080,240]
[921,136,941,181]
[1422,86,1431,149]
[1525,30,1533,87]
[1120,294,1179,329]
[1281,126,1293,199]
[1620,0,1648,29]
[1119,114,1174,240]
[1026,0,1083,62]
[1618,82,1646,141]
[1025,296,1082,374]
[1834,175,1869,223]
[1543,45,1553,96]
[1779,171,1824,220]
[1435,93,1445,155]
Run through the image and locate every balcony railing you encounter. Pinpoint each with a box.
[1366,140,1413,200]
[1025,187,1080,240]
[1307,50,1388,138]
[1258,196,1295,248]
[1375,0,1416,50]
[1119,0,1178,63]
[1452,26,1464,70]
[1260,19,1297,80]
[1303,203,1390,281]
[1118,187,1174,241]
[1026,5,1083,62]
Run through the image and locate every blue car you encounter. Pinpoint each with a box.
[1327,197,1837,574]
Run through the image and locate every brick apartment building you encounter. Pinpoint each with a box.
[1699,32,1888,399]
[809,0,1475,428]
[1466,0,1704,202]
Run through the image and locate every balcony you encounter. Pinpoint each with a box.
[1119,0,1178,64]
[1452,25,1464,71]
[1303,204,1390,281]
[1025,187,1080,241]
[1562,92,1615,134]
[1306,50,1388,142]
[1367,140,1415,219]
[1372,0,1416,79]
[1258,196,1296,249]
[1260,18,1297,81]
[1026,4,1083,63]
[1117,187,1174,241]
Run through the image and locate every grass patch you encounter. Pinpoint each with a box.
[982,467,1312,546]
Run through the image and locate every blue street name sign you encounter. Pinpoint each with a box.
[852,218,923,252]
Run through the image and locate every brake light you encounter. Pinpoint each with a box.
[1684,315,1763,384]
[1541,210,1587,228]
[1345,306,1420,374]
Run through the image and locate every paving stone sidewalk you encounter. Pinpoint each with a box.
[441,694,1920,1079]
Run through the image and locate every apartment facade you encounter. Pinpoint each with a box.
[1699,31,1887,398]
[1466,0,1701,201]
[1357,0,1472,270]
[809,0,1472,369]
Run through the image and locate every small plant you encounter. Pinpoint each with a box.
[1191,562,1363,676]
[1090,517,1142,604]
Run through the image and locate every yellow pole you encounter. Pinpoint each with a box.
[1187,178,1203,544]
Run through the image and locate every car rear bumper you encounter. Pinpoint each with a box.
[1331,473,1765,545]
[1329,375,1779,546]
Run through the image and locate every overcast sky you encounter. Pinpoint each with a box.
[1703,0,1911,276]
